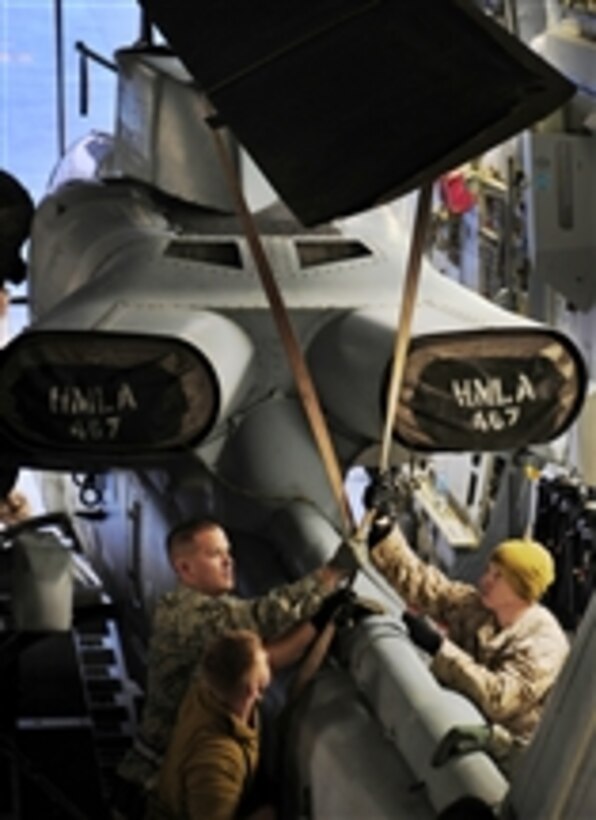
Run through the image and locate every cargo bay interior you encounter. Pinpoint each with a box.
[1,2,596,819]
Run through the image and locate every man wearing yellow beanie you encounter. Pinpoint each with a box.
[362,488,569,773]
[490,539,555,603]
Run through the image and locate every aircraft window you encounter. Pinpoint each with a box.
[295,240,372,268]
[165,240,242,269]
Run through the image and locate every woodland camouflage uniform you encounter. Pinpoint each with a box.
[118,573,330,788]
[371,528,569,767]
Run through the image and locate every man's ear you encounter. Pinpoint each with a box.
[173,556,189,582]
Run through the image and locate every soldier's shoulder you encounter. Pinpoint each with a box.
[157,584,208,608]
[158,587,243,622]
[526,604,570,650]
[152,585,209,627]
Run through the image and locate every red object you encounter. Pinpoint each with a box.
[440,172,476,214]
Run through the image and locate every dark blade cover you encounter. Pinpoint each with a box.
[142,0,575,225]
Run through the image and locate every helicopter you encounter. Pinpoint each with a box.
[0,1,594,818]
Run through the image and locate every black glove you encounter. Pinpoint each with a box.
[334,592,386,628]
[402,611,443,656]
[311,588,353,632]
[363,470,403,549]
[367,514,395,549]
[363,469,406,516]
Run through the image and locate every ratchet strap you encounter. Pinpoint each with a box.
[204,106,354,536]
[357,183,433,539]
[379,183,433,473]
[289,186,434,699]
[205,101,432,698]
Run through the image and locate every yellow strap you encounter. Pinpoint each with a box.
[288,185,435,699]
[379,182,433,474]
[205,109,354,536]
[354,184,433,543]
[205,107,432,702]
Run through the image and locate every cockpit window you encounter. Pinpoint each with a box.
[295,240,372,269]
[165,240,242,269]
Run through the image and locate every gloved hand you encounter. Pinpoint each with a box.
[431,724,493,767]
[402,610,443,655]
[363,470,404,549]
[334,591,386,629]
[328,537,366,574]
[311,588,354,632]
[363,469,402,519]
[367,513,395,549]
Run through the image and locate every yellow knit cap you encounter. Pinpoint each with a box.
[491,539,555,602]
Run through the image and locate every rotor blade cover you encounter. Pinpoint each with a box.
[0,330,220,458]
[142,0,575,225]
[394,329,587,452]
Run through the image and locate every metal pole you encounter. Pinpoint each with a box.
[54,0,66,157]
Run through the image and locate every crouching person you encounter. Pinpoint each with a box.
[147,630,275,820]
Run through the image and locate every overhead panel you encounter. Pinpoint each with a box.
[142,0,575,225]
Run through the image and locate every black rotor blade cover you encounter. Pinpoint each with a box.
[142,0,574,226]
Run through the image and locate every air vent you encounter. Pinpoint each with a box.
[295,240,372,269]
[165,240,242,268]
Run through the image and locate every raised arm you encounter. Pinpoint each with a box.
[370,524,474,622]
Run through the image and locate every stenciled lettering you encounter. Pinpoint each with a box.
[48,382,138,416]
[48,381,138,442]
[69,416,122,441]
[471,406,521,433]
[451,372,537,409]
[450,370,535,436]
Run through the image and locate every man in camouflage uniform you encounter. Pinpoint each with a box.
[116,518,351,803]
[363,502,568,773]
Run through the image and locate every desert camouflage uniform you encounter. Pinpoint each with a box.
[118,572,330,788]
[371,528,569,764]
